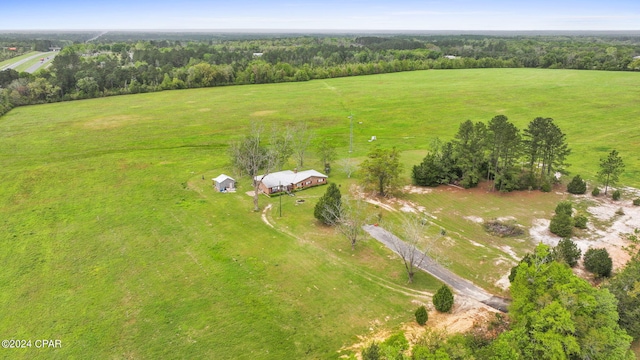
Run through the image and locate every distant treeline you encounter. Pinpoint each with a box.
[2,34,640,116]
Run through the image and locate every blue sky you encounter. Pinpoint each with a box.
[2,0,639,31]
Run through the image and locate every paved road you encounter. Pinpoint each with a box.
[24,52,57,73]
[363,224,510,312]
[1,51,57,73]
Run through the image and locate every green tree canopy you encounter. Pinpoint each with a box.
[360,147,402,196]
[503,244,634,359]
[606,254,640,339]
[313,183,341,225]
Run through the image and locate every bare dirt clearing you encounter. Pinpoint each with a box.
[529,190,640,270]
[340,296,498,358]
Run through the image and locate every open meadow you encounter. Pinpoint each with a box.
[1,68,640,358]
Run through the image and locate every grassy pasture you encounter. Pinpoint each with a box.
[1,68,640,358]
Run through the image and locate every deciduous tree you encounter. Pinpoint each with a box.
[229,125,276,211]
[360,147,402,196]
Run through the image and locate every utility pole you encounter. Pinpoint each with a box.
[348,113,354,153]
[279,182,282,217]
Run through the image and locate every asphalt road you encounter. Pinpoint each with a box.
[363,224,510,312]
[1,51,58,73]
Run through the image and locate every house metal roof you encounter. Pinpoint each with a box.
[254,170,327,188]
[213,174,235,183]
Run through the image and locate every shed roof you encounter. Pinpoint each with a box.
[255,169,327,188]
[213,174,235,183]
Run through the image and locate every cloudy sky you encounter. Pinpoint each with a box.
[2,0,640,31]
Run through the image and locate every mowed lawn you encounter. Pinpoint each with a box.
[1,68,640,358]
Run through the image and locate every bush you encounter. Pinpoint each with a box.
[541,181,552,192]
[574,214,588,229]
[567,175,587,194]
[549,213,574,238]
[584,248,613,278]
[633,198,640,206]
[381,332,409,352]
[555,201,573,216]
[552,238,582,267]
[612,189,621,200]
[415,305,428,326]
[362,342,380,360]
[592,187,600,196]
[433,285,454,313]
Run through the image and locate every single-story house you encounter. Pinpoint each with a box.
[213,174,236,192]
[254,169,327,195]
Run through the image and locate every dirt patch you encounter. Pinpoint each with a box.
[402,185,433,194]
[81,115,146,129]
[261,204,274,228]
[464,215,484,224]
[364,198,397,213]
[529,194,640,270]
[341,296,498,358]
[250,110,276,117]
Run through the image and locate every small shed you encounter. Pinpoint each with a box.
[213,174,236,192]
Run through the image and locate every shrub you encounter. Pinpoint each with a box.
[616,207,625,216]
[633,198,640,206]
[362,342,380,360]
[567,175,587,194]
[541,181,552,192]
[552,238,582,267]
[415,305,428,326]
[555,201,573,216]
[381,332,409,352]
[433,285,454,313]
[592,187,600,196]
[574,214,588,229]
[612,189,621,200]
[584,248,613,278]
[549,213,574,238]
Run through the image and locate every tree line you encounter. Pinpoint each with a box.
[2,33,640,117]
[412,115,570,192]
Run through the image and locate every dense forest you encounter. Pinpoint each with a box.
[2,32,640,117]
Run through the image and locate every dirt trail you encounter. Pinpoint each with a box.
[363,224,510,312]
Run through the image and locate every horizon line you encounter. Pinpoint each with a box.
[2,29,640,33]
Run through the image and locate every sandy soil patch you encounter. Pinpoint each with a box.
[402,185,433,194]
[364,198,397,213]
[529,194,640,270]
[498,245,519,261]
[341,296,498,358]
[464,215,484,224]
[250,110,276,117]
[261,204,274,228]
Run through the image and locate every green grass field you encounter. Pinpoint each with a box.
[1,68,640,358]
